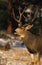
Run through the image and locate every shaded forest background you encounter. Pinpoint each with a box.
[0,0,18,33]
[0,0,8,30]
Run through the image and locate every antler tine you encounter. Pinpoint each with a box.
[32,5,39,22]
[12,8,22,27]
[12,9,19,22]
[18,6,25,27]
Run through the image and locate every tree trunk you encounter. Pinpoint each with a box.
[7,20,12,34]
[7,0,12,33]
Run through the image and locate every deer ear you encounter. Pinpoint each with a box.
[25,24,33,30]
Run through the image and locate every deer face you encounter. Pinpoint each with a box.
[15,24,33,38]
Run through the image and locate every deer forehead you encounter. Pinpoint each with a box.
[16,28,24,33]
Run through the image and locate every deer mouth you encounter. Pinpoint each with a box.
[14,32,25,39]
[14,32,20,36]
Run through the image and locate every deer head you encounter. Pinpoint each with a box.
[12,4,38,38]
[15,24,33,38]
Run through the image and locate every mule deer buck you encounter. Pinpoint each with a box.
[15,23,42,65]
[12,3,41,65]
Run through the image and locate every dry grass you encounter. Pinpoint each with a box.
[0,47,42,65]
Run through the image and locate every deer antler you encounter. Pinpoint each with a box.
[12,6,25,27]
[23,4,33,21]
[23,5,38,24]
[32,6,38,22]
[12,9,19,22]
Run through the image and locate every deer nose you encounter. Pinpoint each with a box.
[14,32,20,36]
